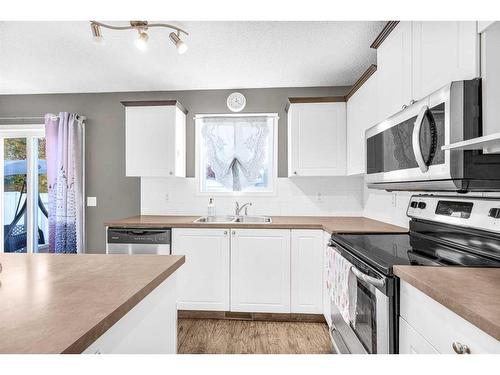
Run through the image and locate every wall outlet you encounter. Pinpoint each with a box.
[165,193,170,202]
[87,196,97,207]
[316,192,322,202]
[391,193,397,208]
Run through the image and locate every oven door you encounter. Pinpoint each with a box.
[365,85,450,186]
[327,246,392,354]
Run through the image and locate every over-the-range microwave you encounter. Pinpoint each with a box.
[365,78,500,192]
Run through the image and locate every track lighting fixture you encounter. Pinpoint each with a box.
[89,21,189,54]
[169,32,188,54]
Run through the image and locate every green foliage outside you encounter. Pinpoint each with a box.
[3,138,47,193]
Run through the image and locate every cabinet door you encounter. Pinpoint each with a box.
[230,229,291,313]
[322,231,332,327]
[412,21,478,100]
[290,230,323,314]
[399,317,439,354]
[376,21,413,121]
[346,72,377,175]
[288,102,346,176]
[172,228,230,311]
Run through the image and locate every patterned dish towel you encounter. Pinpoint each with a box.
[327,246,358,326]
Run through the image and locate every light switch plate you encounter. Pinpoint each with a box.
[87,196,97,207]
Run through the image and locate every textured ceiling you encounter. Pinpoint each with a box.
[0,21,384,94]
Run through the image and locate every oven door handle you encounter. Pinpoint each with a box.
[412,105,430,173]
[351,266,386,288]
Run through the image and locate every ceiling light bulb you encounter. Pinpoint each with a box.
[169,32,188,54]
[90,23,103,43]
[135,31,149,51]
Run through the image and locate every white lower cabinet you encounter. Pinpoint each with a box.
[172,228,230,311]
[399,317,438,354]
[291,230,323,314]
[231,229,291,313]
[322,231,332,327]
[172,227,325,315]
[399,280,500,354]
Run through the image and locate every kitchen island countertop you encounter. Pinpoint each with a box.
[0,253,184,354]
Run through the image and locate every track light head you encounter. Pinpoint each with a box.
[169,32,188,54]
[134,30,149,51]
[90,22,103,43]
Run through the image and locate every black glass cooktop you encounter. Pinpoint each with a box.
[331,222,500,276]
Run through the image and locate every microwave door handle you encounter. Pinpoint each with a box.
[412,105,430,173]
[351,266,386,288]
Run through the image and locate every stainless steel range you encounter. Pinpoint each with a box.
[326,194,500,354]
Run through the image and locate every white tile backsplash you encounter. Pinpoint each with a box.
[141,176,365,217]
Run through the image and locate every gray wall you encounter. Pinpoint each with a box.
[0,86,349,252]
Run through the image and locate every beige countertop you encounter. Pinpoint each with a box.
[104,215,408,234]
[394,266,500,341]
[0,253,185,354]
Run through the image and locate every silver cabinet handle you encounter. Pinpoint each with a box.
[223,230,228,235]
[232,231,236,235]
[402,104,408,110]
[169,171,173,175]
[351,266,386,288]
[452,342,471,354]
[293,171,297,175]
[409,99,417,105]
[412,105,430,173]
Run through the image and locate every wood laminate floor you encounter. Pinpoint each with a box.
[177,318,332,354]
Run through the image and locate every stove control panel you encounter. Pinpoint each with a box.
[407,195,500,233]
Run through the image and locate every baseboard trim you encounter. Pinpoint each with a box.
[178,310,326,323]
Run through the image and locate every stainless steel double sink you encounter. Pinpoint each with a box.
[193,215,272,224]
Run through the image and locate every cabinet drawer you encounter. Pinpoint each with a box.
[400,281,500,354]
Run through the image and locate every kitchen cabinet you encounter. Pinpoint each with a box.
[376,21,413,122]
[481,22,500,146]
[291,230,323,314]
[230,229,291,313]
[399,280,500,354]
[124,101,186,177]
[346,72,377,175]
[322,231,332,328]
[376,21,479,122]
[412,21,478,101]
[172,228,230,311]
[287,101,346,176]
[399,317,438,354]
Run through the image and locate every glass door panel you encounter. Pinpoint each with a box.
[3,138,28,253]
[34,137,48,253]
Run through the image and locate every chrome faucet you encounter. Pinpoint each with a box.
[235,201,252,216]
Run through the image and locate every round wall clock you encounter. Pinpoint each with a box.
[227,92,246,112]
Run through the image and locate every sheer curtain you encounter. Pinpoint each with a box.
[45,112,85,253]
[200,116,273,191]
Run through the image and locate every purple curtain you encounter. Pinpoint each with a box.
[45,113,84,253]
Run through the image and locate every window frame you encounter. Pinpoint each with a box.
[195,113,279,197]
[0,124,45,253]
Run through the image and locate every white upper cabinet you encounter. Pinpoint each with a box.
[481,22,500,141]
[346,71,378,175]
[412,21,479,100]
[287,101,346,176]
[376,21,413,122]
[124,101,186,177]
[376,21,479,122]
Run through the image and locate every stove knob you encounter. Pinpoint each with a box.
[488,208,500,219]
[417,202,427,209]
[410,201,418,208]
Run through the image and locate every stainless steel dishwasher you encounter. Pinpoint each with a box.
[106,228,172,255]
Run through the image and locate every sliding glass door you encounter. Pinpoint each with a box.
[0,125,47,253]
